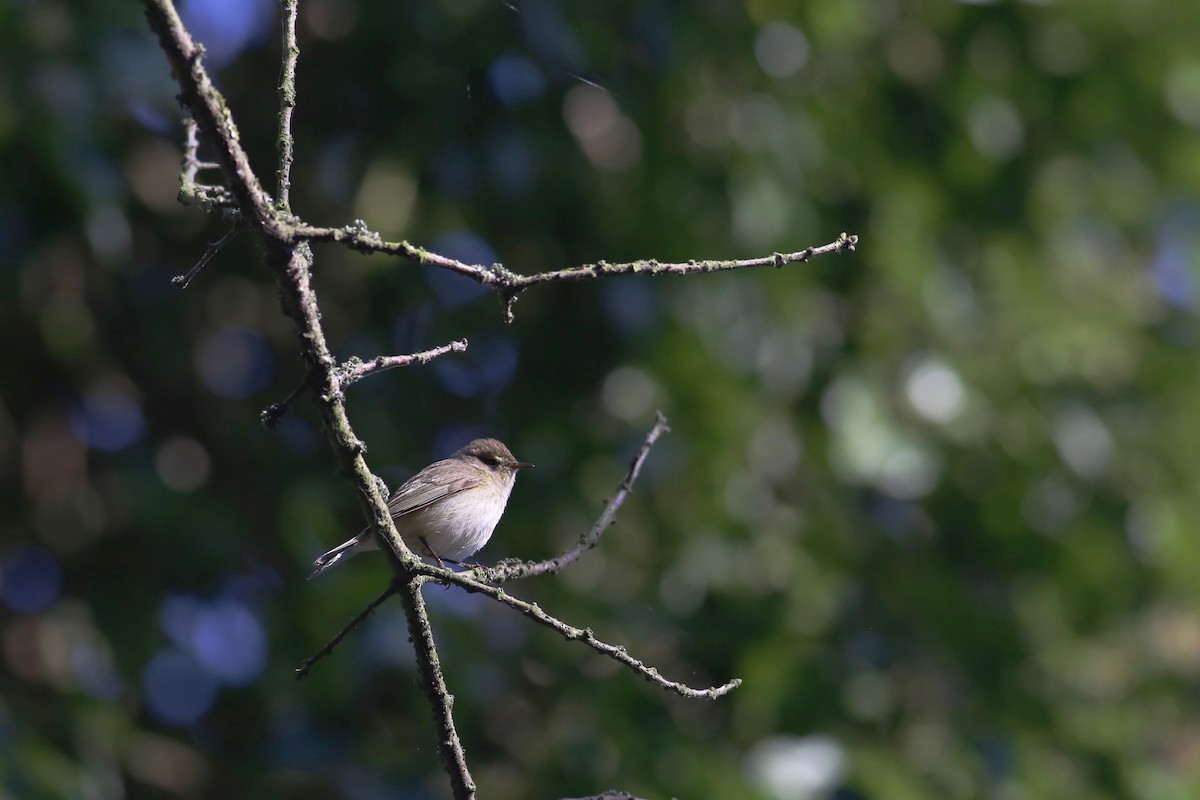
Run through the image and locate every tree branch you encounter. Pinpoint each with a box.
[296,220,858,315]
[479,412,669,584]
[337,339,469,388]
[143,0,280,233]
[171,221,241,288]
[295,581,398,679]
[177,117,235,210]
[436,569,741,699]
[403,577,476,799]
[143,0,846,795]
[275,0,298,212]
[260,378,308,429]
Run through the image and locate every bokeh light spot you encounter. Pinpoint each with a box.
[887,23,944,85]
[1053,406,1113,479]
[190,599,267,687]
[754,22,809,79]
[904,356,966,424]
[435,333,519,397]
[967,96,1024,161]
[878,445,940,500]
[601,366,660,422]
[745,735,847,800]
[195,327,274,398]
[353,160,417,240]
[1164,61,1200,129]
[0,546,63,613]
[563,85,642,172]
[142,649,218,727]
[180,0,275,70]
[70,385,145,452]
[156,436,212,492]
[489,54,546,107]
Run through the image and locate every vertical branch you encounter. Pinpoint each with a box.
[401,577,476,800]
[276,0,299,212]
[268,243,476,798]
[268,242,404,556]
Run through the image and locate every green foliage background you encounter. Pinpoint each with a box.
[4,0,1200,798]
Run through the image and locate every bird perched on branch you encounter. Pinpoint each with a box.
[308,438,532,579]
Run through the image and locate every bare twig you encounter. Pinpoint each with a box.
[261,340,466,426]
[295,581,399,679]
[178,117,235,209]
[296,222,858,320]
[562,793,649,800]
[337,339,469,388]
[261,378,309,428]
[479,412,670,584]
[437,570,741,699]
[275,0,298,211]
[171,222,241,288]
[402,577,476,799]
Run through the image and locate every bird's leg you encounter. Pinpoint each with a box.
[420,537,448,570]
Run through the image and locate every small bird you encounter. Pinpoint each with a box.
[308,438,532,579]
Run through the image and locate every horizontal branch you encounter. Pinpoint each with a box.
[260,340,467,427]
[337,339,468,388]
[479,412,669,585]
[297,221,858,295]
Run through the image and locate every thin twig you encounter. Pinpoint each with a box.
[178,117,235,209]
[262,341,468,425]
[337,339,469,388]
[172,223,241,288]
[296,222,857,296]
[478,412,670,584]
[295,581,399,679]
[402,577,476,799]
[275,0,298,211]
[261,378,309,428]
[440,570,740,699]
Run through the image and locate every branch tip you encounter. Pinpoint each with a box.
[476,413,669,584]
[171,222,241,289]
[261,379,308,428]
[295,581,399,679]
[336,339,470,388]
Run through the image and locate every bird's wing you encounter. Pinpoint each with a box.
[387,474,481,517]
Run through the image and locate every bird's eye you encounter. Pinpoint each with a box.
[480,455,501,467]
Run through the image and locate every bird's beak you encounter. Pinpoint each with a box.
[514,461,534,470]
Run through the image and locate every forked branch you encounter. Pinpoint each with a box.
[479,411,670,584]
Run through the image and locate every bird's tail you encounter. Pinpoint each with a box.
[307,532,376,580]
